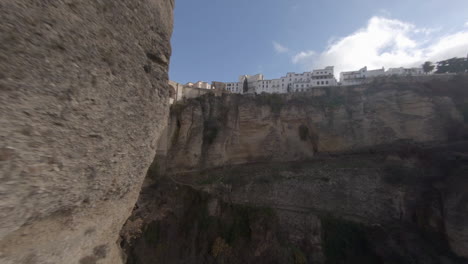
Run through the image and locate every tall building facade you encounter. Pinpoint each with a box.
[340,66,424,85]
[224,66,337,94]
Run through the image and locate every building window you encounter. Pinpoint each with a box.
[326,81,329,84]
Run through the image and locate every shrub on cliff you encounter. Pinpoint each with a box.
[203,119,219,145]
[382,162,424,185]
[299,125,309,141]
[256,93,286,114]
[321,216,380,264]
[211,237,232,258]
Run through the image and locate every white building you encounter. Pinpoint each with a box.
[340,66,385,86]
[386,67,424,76]
[168,80,184,104]
[225,81,242,94]
[224,66,338,94]
[187,81,212,89]
[289,66,338,92]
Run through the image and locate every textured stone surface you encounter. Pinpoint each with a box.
[123,151,467,263]
[0,0,173,263]
[149,79,468,261]
[444,165,468,258]
[163,83,463,174]
[123,153,466,264]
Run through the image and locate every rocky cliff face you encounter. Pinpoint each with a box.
[0,1,173,263]
[162,80,465,174]
[123,147,468,264]
[122,77,468,263]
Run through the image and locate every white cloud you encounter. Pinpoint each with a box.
[292,50,315,64]
[292,16,468,77]
[465,21,468,27]
[273,41,289,53]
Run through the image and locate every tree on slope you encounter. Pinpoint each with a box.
[435,57,468,74]
[422,61,435,74]
[242,77,249,93]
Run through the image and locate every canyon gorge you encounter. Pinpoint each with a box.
[122,76,468,263]
[1,1,468,264]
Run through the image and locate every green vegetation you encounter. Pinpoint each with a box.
[196,173,224,185]
[298,125,309,141]
[203,119,219,145]
[179,190,214,235]
[243,77,249,93]
[177,190,277,247]
[460,102,468,122]
[221,205,276,244]
[291,245,307,264]
[256,93,286,114]
[192,158,381,187]
[171,119,181,147]
[254,173,284,184]
[321,216,380,264]
[290,92,346,110]
[211,237,232,258]
[324,89,346,108]
[422,61,435,74]
[170,101,188,116]
[146,159,160,180]
[222,206,252,244]
[382,162,423,186]
[144,221,161,245]
[435,57,468,74]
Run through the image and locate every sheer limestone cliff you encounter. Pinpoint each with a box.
[161,79,466,174]
[0,1,174,263]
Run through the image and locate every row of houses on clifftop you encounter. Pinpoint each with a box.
[223,66,337,94]
[222,65,425,94]
[168,65,427,102]
[340,66,424,86]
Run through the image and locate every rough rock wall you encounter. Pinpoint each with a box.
[163,82,464,174]
[125,146,468,263]
[0,1,173,263]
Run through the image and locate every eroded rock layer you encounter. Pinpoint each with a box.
[162,78,467,174]
[123,147,468,264]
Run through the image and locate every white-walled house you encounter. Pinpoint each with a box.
[188,81,212,89]
[225,66,338,94]
[386,67,424,76]
[340,66,385,86]
[290,66,338,92]
[225,81,242,93]
[340,66,426,85]
[169,80,215,103]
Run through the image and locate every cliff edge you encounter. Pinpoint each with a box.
[0,1,174,263]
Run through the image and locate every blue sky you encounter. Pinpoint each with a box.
[169,0,468,83]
